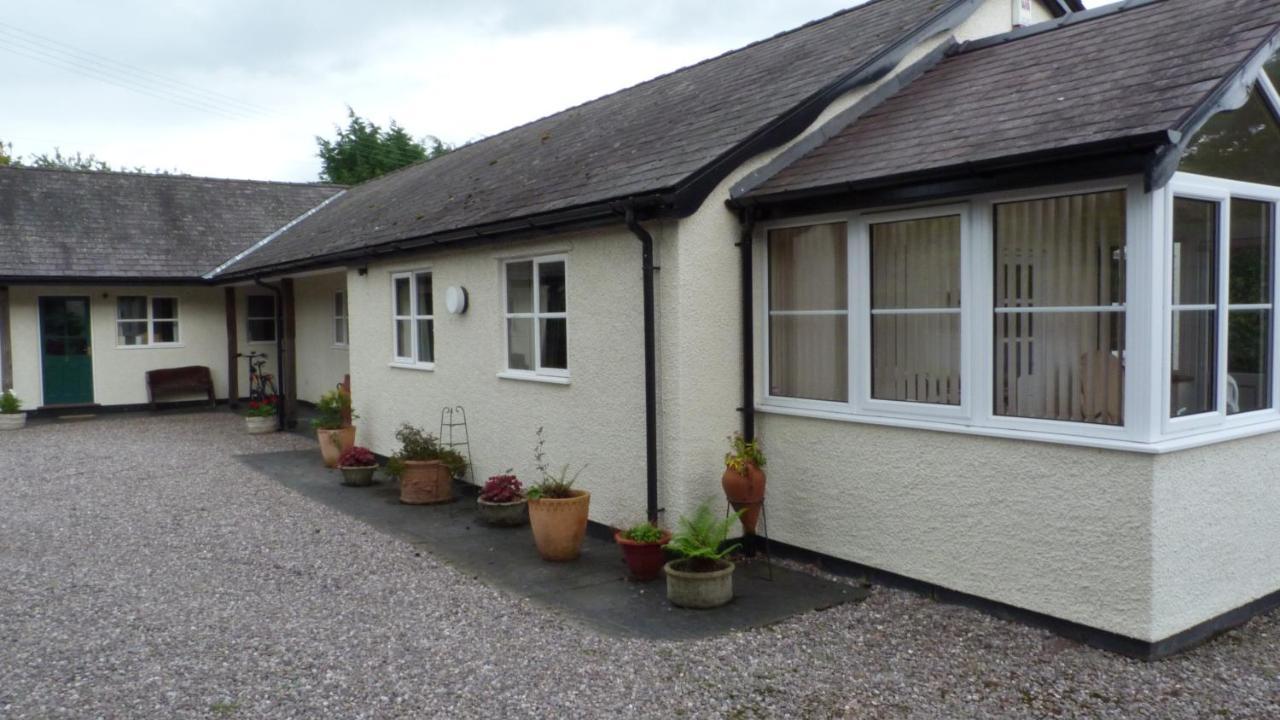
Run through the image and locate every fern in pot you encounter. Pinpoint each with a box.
[664,502,745,609]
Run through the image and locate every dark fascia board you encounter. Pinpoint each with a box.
[737,131,1174,216]
[0,275,212,286]
[214,0,993,281]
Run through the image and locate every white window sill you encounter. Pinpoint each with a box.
[756,403,1280,455]
[497,371,570,386]
[247,340,277,346]
[390,361,435,372]
[332,344,349,351]
[114,343,185,350]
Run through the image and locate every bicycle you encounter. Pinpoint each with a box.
[237,352,279,403]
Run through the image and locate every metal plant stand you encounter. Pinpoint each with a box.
[727,499,774,581]
[439,405,475,485]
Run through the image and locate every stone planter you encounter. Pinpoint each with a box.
[527,490,591,562]
[664,559,735,609]
[477,497,529,527]
[615,531,671,582]
[245,415,276,434]
[317,427,356,468]
[0,412,27,431]
[340,465,377,487]
[399,460,453,504]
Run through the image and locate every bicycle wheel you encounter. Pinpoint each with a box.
[260,376,279,399]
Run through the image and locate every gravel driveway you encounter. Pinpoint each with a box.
[2,412,1278,719]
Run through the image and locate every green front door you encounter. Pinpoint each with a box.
[39,297,94,406]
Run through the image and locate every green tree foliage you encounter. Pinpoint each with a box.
[0,140,12,166]
[316,107,450,185]
[0,140,177,174]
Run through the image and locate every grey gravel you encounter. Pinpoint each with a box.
[2,412,1279,719]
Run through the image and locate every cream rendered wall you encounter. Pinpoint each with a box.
[7,284,229,407]
[293,272,350,405]
[1150,434,1280,640]
[346,229,651,528]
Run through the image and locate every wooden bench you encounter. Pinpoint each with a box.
[145,366,216,410]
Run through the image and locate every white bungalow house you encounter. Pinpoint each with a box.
[5,0,1280,658]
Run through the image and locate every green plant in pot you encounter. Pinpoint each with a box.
[664,502,745,609]
[615,520,671,582]
[243,395,278,435]
[526,427,590,562]
[312,389,356,468]
[388,424,463,505]
[722,432,766,535]
[0,390,26,431]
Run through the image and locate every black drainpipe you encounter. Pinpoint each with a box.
[623,206,661,523]
[738,205,758,442]
[254,278,287,432]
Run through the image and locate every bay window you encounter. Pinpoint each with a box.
[392,271,433,367]
[767,223,847,402]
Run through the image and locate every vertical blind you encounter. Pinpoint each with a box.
[994,191,1127,425]
[768,223,848,402]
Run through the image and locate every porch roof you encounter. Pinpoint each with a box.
[736,0,1280,206]
[0,167,342,283]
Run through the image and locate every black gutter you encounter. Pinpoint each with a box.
[0,276,211,286]
[254,277,287,432]
[737,206,758,443]
[621,205,661,524]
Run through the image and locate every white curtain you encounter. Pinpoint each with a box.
[768,223,847,402]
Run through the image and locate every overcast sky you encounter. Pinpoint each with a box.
[1,0,1115,183]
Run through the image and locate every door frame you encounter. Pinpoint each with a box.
[37,295,96,407]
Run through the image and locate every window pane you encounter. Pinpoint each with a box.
[415,272,432,317]
[335,317,347,345]
[995,312,1124,425]
[394,277,411,316]
[1171,309,1217,418]
[769,224,847,312]
[395,319,412,359]
[540,317,568,369]
[539,261,566,314]
[247,295,274,319]
[1230,200,1272,305]
[1229,309,1272,414]
[1180,88,1280,187]
[152,320,177,344]
[995,191,1126,309]
[1268,51,1280,93]
[248,319,275,343]
[117,296,147,320]
[506,261,534,313]
[118,321,148,346]
[335,291,345,318]
[152,297,177,320]
[872,314,960,405]
[507,317,534,370]
[769,315,848,402]
[871,215,961,310]
[1173,199,1218,306]
[416,318,434,363]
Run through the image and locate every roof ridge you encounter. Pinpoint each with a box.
[954,0,1165,55]
[0,163,345,189]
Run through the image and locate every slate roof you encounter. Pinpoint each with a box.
[217,0,1060,276]
[0,167,342,281]
[741,0,1280,201]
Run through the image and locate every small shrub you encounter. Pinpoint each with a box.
[385,424,468,478]
[666,502,745,572]
[244,395,278,418]
[0,390,22,414]
[311,389,354,430]
[480,475,524,503]
[525,427,584,500]
[621,521,664,544]
[724,432,766,473]
[338,446,377,468]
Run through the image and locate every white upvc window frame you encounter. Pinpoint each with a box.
[333,290,349,348]
[115,295,182,349]
[500,254,570,381]
[1161,173,1280,438]
[391,270,434,370]
[756,177,1153,449]
[245,295,277,345]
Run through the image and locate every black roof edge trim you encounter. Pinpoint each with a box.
[733,130,1175,210]
[1147,25,1280,192]
[665,0,987,217]
[955,0,1164,55]
[0,276,213,286]
[730,38,957,201]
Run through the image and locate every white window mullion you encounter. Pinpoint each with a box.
[971,200,995,427]
[849,219,867,415]
[1217,196,1232,419]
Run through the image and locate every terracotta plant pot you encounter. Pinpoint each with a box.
[527,490,591,561]
[0,412,27,431]
[245,415,276,435]
[317,427,356,468]
[399,460,454,504]
[664,558,735,609]
[477,497,529,527]
[615,530,671,582]
[339,465,377,487]
[721,463,766,534]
